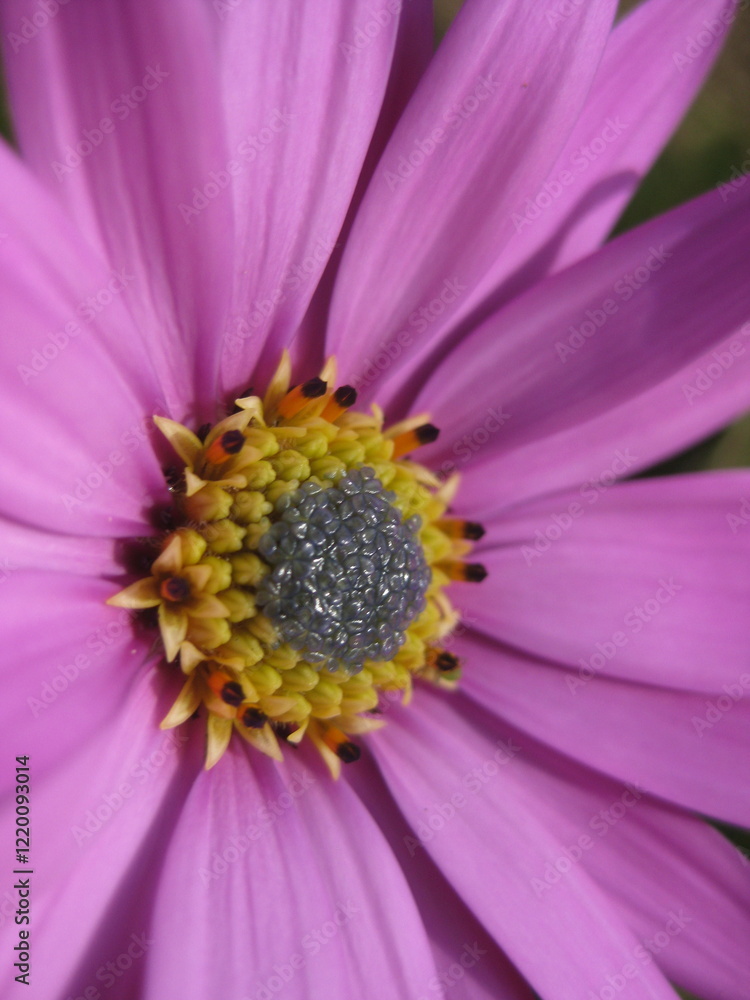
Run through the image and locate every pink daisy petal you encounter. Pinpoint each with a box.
[373,688,681,1000]
[327,0,617,389]
[519,749,750,1000]
[287,0,436,374]
[347,754,538,1000]
[0,0,234,417]
[0,573,156,767]
[0,146,167,536]
[468,0,741,311]
[142,746,438,999]
[360,0,435,178]
[431,699,750,1000]
[0,3,746,996]
[216,1,410,393]
[459,630,750,826]
[0,657,195,999]
[588,817,750,1000]
[462,473,750,692]
[0,520,119,576]
[415,183,750,509]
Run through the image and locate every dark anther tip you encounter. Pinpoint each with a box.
[163,576,191,602]
[242,707,268,728]
[416,423,440,445]
[435,652,460,672]
[465,563,488,583]
[334,385,357,407]
[336,741,361,764]
[302,377,327,398]
[464,522,486,541]
[220,681,245,707]
[221,430,245,454]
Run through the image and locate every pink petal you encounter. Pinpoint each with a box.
[0,520,119,576]
[420,694,750,1000]
[470,0,741,311]
[459,630,750,826]
[1,0,234,418]
[592,818,750,1000]
[461,473,750,692]
[347,755,538,1000]
[327,0,617,393]
[0,573,154,767]
[142,746,438,999]
[360,0,435,178]
[217,1,410,393]
[372,688,680,1000]
[539,772,750,1000]
[415,184,750,509]
[0,643,193,999]
[0,147,166,536]
[288,0,435,377]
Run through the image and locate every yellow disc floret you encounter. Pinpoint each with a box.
[108,352,486,776]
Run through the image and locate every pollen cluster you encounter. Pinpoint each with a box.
[109,353,485,775]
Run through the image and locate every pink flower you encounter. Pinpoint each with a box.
[1,1,749,998]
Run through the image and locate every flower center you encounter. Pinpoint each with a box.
[108,352,486,776]
[257,469,430,670]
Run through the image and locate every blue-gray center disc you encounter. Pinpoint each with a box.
[256,467,430,672]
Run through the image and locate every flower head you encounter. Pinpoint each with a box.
[108,353,483,773]
[2,1,750,998]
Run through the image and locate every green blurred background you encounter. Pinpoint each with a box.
[2,4,748,999]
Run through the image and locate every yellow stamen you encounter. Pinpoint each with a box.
[321,385,357,422]
[436,519,486,541]
[391,423,440,459]
[440,560,488,583]
[277,378,328,419]
[205,429,246,466]
[205,715,233,770]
